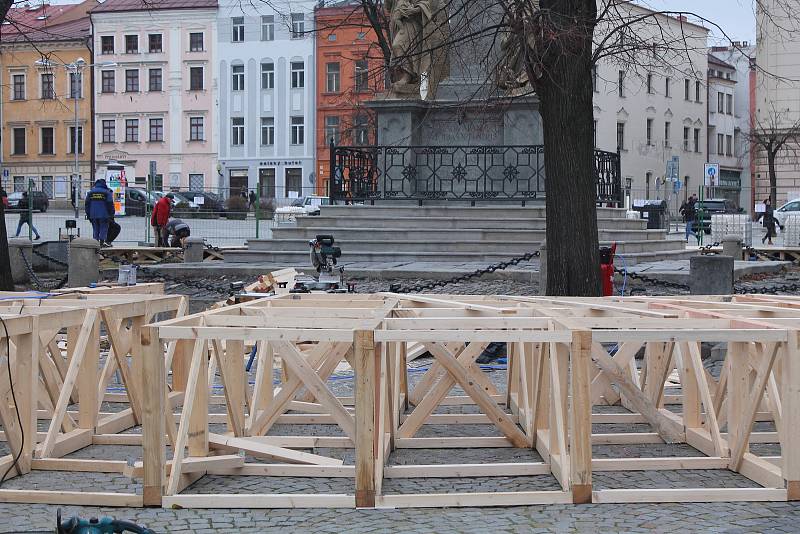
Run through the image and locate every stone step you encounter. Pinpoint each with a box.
[271,226,667,242]
[251,238,685,255]
[297,216,648,231]
[320,205,630,219]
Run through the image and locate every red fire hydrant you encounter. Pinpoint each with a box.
[599,243,617,297]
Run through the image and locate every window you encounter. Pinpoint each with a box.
[259,168,276,198]
[593,120,597,147]
[354,114,369,145]
[326,62,340,93]
[260,117,274,145]
[231,117,245,145]
[232,17,244,42]
[355,60,369,92]
[125,34,138,54]
[149,68,162,91]
[101,70,115,93]
[12,74,25,100]
[13,176,25,191]
[325,116,340,145]
[149,118,163,142]
[726,134,733,156]
[125,119,139,142]
[291,62,304,88]
[40,127,54,154]
[664,121,671,147]
[69,72,81,99]
[149,34,162,53]
[646,73,653,94]
[726,94,733,115]
[68,126,83,154]
[285,168,302,197]
[232,65,244,91]
[592,66,598,93]
[261,62,274,89]
[695,80,701,102]
[665,77,671,98]
[717,92,724,113]
[189,67,203,90]
[189,117,204,141]
[125,69,139,92]
[646,118,653,146]
[616,122,625,151]
[101,120,115,143]
[291,116,304,145]
[683,127,690,150]
[328,34,337,41]
[41,176,53,198]
[291,13,304,38]
[261,15,274,41]
[717,133,724,155]
[693,128,700,153]
[40,73,54,99]
[684,78,690,100]
[101,36,114,54]
[618,70,625,97]
[189,32,203,52]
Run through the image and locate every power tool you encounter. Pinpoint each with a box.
[290,235,350,293]
[56,509,155,534]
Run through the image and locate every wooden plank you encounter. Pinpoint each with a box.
[141,325,166,507]
[592,488,787,504]
[354,330,376,508]
[208,433,343,466]
[30,458,127,473]
[395,437,513,448]
[383,463,551,478]
[592,457,729,471]
[569,330,592,504]
[686,341,726,456]
[783,331,800,500]
[0,490,142,507]
[206,464,355,477]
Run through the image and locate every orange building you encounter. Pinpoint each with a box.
[314,1,384,196]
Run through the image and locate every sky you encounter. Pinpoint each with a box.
[639,0,756,44]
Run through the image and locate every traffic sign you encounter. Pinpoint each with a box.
[704,163,720,187]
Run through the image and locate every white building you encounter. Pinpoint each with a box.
[708,45,756,210]
[593,6,709,211]
[216,0,317,201]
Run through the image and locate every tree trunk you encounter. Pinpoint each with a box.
[536,0,601,296]
[767,148,778,206]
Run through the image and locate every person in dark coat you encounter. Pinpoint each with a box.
[164,218,191,248]
[151,193,174,247]
[760,197,777,245]
[248,190,256,210]
[679,194,698,242]
[85,179,115,246]
[14,192,40,240]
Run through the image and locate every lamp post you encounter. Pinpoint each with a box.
[35,58,116,218]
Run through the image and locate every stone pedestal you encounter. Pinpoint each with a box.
[68,238,100,288]
[690,255,734,295]
[184,237,205,263]
[8,238,32,284]
[722,235,743,261]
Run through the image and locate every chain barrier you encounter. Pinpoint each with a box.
[389,250,541,293]
[614,267,690,294]
[18,249,68,291]
[31,243,69,269]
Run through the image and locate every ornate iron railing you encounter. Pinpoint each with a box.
[329,143,622,206]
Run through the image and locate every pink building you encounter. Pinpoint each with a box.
[90,0,218,191]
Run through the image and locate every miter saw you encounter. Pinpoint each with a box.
[289,234,350,293]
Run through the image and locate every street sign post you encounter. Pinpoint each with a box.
[704,163,720,188]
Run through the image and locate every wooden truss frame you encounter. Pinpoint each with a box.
[129,292,800,509]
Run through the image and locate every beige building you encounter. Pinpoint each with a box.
[0,1,95,205]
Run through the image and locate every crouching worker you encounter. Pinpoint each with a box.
[165,218,191,248]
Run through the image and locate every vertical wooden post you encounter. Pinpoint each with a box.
[678,342,700,429]
[188,342,208,457]
[225,339,246,436]
[783,332,800,500]
[569,330,592,504]
[354,329,376,508]
[15,324,38,473]
[65,325,80,404]
[141,325,165,507]
[78,313,99,429]
[171,339,192,393]
[399,341,408,411]
[727,342,748,462]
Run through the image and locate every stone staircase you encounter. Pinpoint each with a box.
[226,205,695,266]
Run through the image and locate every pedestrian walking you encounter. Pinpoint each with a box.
[679,194,698,242]
[165,218,191,248]
[151,193,174,247]
[760,197,777,245]
[14,192,40,240]
[1,187,8,209]
[248,190,256,210]
[85,179,115,247]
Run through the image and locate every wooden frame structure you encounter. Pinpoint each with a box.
[0,291,186,507]
[139,293,800,508]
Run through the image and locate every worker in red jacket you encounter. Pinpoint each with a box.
[151,193,174,246]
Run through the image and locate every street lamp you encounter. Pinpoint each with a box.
[35,58,116,218]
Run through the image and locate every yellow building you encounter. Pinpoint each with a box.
[0,2,94,206]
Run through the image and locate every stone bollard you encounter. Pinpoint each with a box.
[722,234,743,261]
[68,238,100,288]
[538,239,547,295]
[689,255,734,295]
[8,238,32,284]
[184,236,205,263]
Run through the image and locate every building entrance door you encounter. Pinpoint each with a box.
[229,169,248,197]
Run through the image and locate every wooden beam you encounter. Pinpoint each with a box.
[354,329,376,509]
[141,325,166,507]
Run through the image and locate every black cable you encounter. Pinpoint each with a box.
[0,315,25,487]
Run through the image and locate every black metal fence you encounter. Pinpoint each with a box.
[330,143,622,206]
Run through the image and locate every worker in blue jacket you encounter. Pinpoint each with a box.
[85,178,115,247]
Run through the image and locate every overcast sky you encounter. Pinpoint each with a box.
[639,0,756,44]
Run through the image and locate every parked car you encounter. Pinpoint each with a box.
[125,187,149,216]
[183,191,225,216]
[695,198,743,234]
[773,198,800,227]
[7,191,49,212]
[274,196,330,219]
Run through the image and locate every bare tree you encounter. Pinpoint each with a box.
[748,104,800,205]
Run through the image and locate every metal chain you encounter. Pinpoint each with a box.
[31,243,69,269]
[614,267,690,294]
[18,248,68,291]
[136,265,238,296]
[390,250,541,293]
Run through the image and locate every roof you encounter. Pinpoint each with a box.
[708,53,736,70]
[1,16,91,42]
[90,0,217,14]
[1,1,96,43]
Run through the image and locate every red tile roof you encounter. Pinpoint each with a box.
[1,1,96,43]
